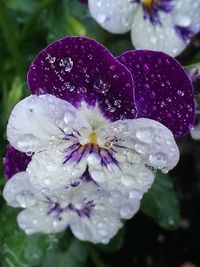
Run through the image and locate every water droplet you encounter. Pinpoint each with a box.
[64,110,76,124]
[70,178,80,187]
[120,204,135,219]
[93,79,111,94]
[136,128,154,143]
[17,134,40,152]
[59,58,73,72]
[114,100,121,108]
[143,63,150,73]
[121,175,133,187]
[129,190,143,200]
[16,190,36,208]
[97,13,106,23]
[46,54,56,64]
[149,153,167,168]
[134,143,147,154]
[177,90,185,96]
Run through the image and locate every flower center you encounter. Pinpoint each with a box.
[88,132,97,144]
[142,0,160,9]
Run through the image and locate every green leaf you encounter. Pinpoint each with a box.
[141,171,181,230]
[2,76,23,122]
[0,205,63,267]
[42,238,88,267]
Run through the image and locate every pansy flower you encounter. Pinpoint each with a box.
[87,0,200,56]
[3,37,194,243]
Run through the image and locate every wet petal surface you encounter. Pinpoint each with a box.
[117,50,195,137]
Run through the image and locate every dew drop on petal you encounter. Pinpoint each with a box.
[136,128,154,143]
[64,110,76,124]
[16,190,36,208]
[149,153,167,169]
[59,57,73,72]
[17,134,40,151]
[129,190,143,200]
[121,175,133,187]
[120,203,135,219]
[70,178,80,187]
[93,79,111,94]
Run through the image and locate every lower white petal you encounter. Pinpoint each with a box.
[88,0,137,34]
[27,144,87,190]
[17,205,68,234]
[69,194,123,244]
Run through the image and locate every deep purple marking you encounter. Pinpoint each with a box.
[175,25,194,43]
[133,0,174,25]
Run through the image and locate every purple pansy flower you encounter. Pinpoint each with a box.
[88,0,200,56]
[3,37,194,243]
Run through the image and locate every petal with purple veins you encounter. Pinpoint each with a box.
[117,50,195,137]
[28,37,136,121]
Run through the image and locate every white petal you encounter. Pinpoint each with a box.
[131,7,186,56]
[69,193,123,244]
[7,94,88,153]
[173,0,200,33]
[88,0,137,34]
[17,205,68,234]
[27,144,87,190]
[3,172,39,208]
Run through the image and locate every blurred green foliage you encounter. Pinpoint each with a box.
[0,0,199,266]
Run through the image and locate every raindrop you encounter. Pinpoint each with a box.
[114,100,122,107]
[136,128,154,143]
[17,134,40,152]
[64,110,76,124]
[177,90,185,96]
[121,175,133,187]
[70,178,80,187]
[149,153,167,168]
[120,204,134,219]
[143,63,150,73]
[59,58,73,72]
[129,190,143,200]
[46,54,56,64]
[97,13,106,23]
[93,79,111,94]
[16,190,36,208]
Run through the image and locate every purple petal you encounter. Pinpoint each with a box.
[117,50,195,137]
[28,37,136,121]
[3,145,31,179]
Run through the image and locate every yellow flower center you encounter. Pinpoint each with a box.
[142,0,160,9]
[88,132,97,144]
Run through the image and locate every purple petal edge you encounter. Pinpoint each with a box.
[3,145,31,179]
[117,50,195,137]
[28,36,137,122]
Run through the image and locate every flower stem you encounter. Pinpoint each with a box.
[88,245,107,267]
